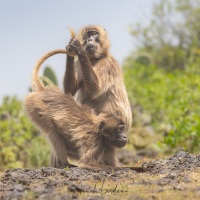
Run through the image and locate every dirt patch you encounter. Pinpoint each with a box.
[0,151,200,200]
[143,151,200,174]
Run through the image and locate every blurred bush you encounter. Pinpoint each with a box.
[0,97,49,171]
[124,61,200,153]
[130,0,200,71]
[124,0,200,153]
[42,66,58,86]
[0,66,59,170]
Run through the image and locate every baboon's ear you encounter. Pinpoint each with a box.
[98,121,106,132]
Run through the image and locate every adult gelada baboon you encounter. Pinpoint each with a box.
[64,25,132,138]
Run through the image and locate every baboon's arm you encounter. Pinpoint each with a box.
[63,56,78,95]
[69,39,99,95]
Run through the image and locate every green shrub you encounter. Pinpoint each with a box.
[123,62,200,153]
[0,96,49,170]
[130,0,200,70]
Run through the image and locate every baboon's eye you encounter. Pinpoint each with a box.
[98,121,106,131]
[88,31,98,36]
[83,33,88,40]
[118,124,125,130]
[91,31,98,35]
[115,123,125,135]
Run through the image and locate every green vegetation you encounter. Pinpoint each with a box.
[42,66,58,86]
[0,66,58,170]
[130,0,200,71]
[0,96,49,170]
[124,62,200,153]
[124,0,200,153]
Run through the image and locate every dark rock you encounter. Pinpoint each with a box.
[1,151,199,200]
[142,151,200,175]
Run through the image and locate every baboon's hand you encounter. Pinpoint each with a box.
[68,38,83,55]
[65,44,76,57]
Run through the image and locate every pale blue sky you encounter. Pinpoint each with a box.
[0,0,159,101]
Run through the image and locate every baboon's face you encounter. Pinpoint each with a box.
[79,26,110,59]
[101,118,127,148]
[82,30,100,57]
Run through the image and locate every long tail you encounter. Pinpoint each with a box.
[32,28,76,92]
[32,49,67,91]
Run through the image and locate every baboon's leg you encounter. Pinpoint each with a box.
[25,93,71,168]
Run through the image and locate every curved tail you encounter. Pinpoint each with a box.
[32,49,66,91]
[32,28,76,92]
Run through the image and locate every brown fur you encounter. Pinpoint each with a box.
[25,89,125,168]
[25,25,131,169]
[64,25,132,133]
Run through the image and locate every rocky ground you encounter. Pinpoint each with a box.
[0,151,200,200]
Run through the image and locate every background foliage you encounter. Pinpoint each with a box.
[0,0,200,170]
[124,62,200,153]
[0,96,49,170]
[125,0,200,153]
[0,67,55,170]
[130,0,200,71]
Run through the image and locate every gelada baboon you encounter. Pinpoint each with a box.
[24,45,128,169]
[62,25,132,168]
[64,25,132,134]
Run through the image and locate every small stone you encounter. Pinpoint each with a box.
[157,178,171,186]
[100,171,107,176]
[168,172,178,179]
[182,174,192,183]
[14,184,24,192]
